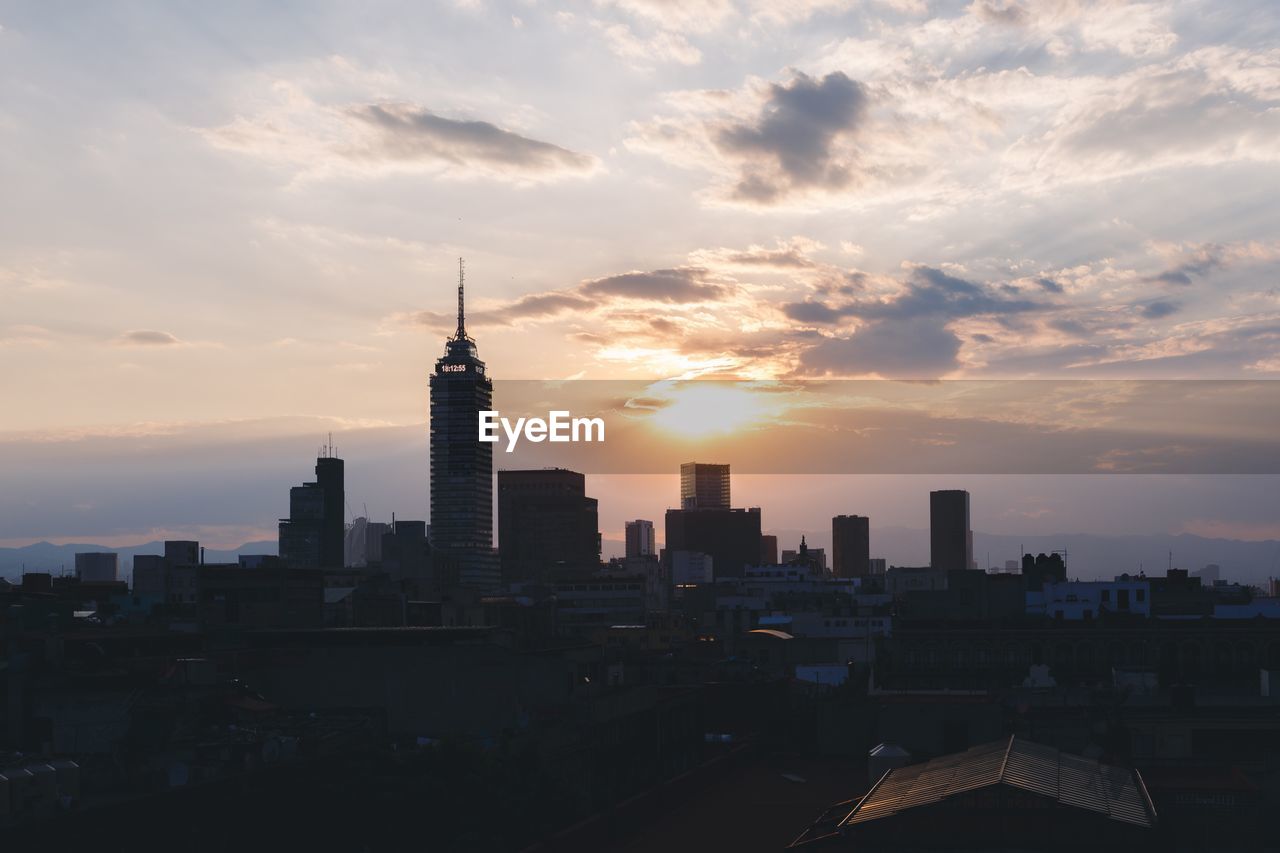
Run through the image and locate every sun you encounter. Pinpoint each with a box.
[646,383,778,440]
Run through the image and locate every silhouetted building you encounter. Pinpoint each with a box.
[198,563,324,629]
[782,537,827,574]
[163,540,198,568]
[832,514,870,578]
[665,507,761,579]
[74,552,117,583]
[429,261,497,590]
[929,489,972,571]
[498,468,600,583]
[132,553,165,598]
[381,519,431,589]
[278,451,345,569]
[625,519,656,558]
[760,533,778,565]
[680,462,730,509]
[1022,552,1066,590]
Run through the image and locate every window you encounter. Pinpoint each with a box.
[1136,589,1146,602]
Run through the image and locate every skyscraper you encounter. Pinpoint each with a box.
[832,514,870,578]
[429,260,498,590]
[278,450,345,569]
[665,507,761,579]
[625,519,656,558]
[679,462,730,509]
[930,489,973,572]
[498,468,600,583]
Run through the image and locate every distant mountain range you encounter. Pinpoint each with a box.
[0,540,277,580]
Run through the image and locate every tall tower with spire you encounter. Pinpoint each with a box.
[429,258,498,590]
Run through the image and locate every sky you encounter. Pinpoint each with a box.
[1,1,1278,555]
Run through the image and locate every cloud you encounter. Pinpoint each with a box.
[798,315,964,377]
[346,104,597,174]
[783,265,1047,376]
[714,71,869,203]
[408,266,734,335]
[201,68,598,183]
[582,267,729,302]
[1140,300,1181,319]
[114,330,184,347]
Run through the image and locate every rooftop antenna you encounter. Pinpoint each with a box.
[455,256,467,340]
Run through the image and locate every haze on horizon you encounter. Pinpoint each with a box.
[1,1,1278,550]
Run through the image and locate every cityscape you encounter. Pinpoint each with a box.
[4,1,1280,851]
[4,275,1280,851]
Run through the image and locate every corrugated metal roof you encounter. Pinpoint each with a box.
[840,736,1154,829]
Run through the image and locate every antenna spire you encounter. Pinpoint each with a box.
[456,256,466,339]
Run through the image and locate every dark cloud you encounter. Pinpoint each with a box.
[798,316,963,378]
[715,71,868,203]
[414,292,593,330]
[786,266,1046,376]
[1048,318,1090,337]
[412,267,730,332]
[1035,277,1064,293]
[115,330,182,346]
[348,104,596,174]
[1141,300,1182,319]
[972,1,1029,25]
[581,267,728,303]
[783,300,850,324]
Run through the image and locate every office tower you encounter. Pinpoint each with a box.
[665,506,761,579]
[429,260,498,590]
[679,462,730,509]
[498,469,600,584]
[278,449,345,569]
[930,489,972,572]
[74,552,117,583]
[760,534,778,565]
[868,557,887,576]
[832,514,871,578]
[625,519,656,558]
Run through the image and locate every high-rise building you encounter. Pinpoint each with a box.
[75,552,117,583]
[665,507,761,579]
[930,489,972,572]
[498,468,600,584]
[679,462,730,509]
[429,260,498,590]
[625,519,656,558]
[832,514,871,578]
[278,450,345,569]
[760,534,778,565]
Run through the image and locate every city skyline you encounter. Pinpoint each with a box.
[3,1,1280,551]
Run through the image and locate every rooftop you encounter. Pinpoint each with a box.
[791,736,1156,848]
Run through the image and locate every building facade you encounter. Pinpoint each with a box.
[679,462,730,509]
